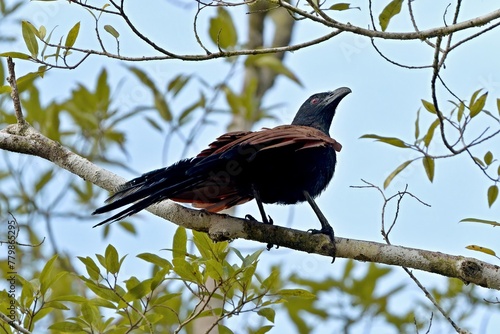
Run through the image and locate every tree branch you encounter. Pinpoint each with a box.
[5,58,26,128]
[0,125,499,290]
[0,311,32,334]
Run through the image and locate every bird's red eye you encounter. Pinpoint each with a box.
[310,98,320,105]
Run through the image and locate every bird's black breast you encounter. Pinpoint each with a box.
[244,144,337,204]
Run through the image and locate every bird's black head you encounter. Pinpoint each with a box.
[291,87,351,135]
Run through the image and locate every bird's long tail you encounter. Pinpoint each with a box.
[92,158,203,227]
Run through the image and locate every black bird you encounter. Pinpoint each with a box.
[93,87,351,254]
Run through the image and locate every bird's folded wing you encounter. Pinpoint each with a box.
[197,130,252,157]
[198,125,342,158]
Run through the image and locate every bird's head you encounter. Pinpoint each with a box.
[291,87,351,135]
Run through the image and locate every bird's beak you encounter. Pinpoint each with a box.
[321,87,352,107]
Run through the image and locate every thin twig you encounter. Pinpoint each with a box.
[0,312,32,334]
[6,58,26,127]
[353,180,466,333]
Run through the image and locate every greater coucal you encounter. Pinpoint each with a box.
[93,87,351,255]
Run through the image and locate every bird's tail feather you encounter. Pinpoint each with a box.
[92,158,202,226]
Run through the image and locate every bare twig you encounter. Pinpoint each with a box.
[0,312,32,334]
[5,58,26,127]
[353,180,467,333]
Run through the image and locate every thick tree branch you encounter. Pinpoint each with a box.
[0,125,499,290]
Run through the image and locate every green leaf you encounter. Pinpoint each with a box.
[0,52,31,60]
[39,25,46,40]
[457,101,465,122]
[39,254,58,294]
[473,156,485,167]
[150,267,169,290]
[104,24,120,38]
[497,98,500,116]
[124,279,152,301]
[384,160,413,189]
[22,21,39,57]
[255,325,274,334]
[154,92,172,121]
[128,66,157,92]
[276,289,315,299]
[81,302,99,324]
[153,293,182,306]
[469,89,482,108]
[257,308,276,323]
[78,256,101,280]
[329,3,357,11]
[205,259,224,280]
[0,60,3,86]
[119,221,136,235]
[0,85,10,94]
[43,300,70,310]
[209,7,237,49]
[414,108,420,140]
[34,169,54,192]
[379,0,403,31]
[360,134,408,148]
[173,258,201,283]
[465,245,497,257]
[470,92,487,118]
[16,71,42,93]
[49,321,83,332]
[423,119,440,147]
[261,269,279,291]
[24,21,41,38]
[488,185,498,207]
[167,74,191,97]
[459,218,500,226]
[65,22,81,48]
[421,99,436,114]
[218,324,235,334]
[193,230,214,260]
[84,281,120,302]
[137,253,172,270]
[252,56,302,86]
[422,156,434,182]
[105,244,120,274]
[173,227,187,260]
[50,295,89,303]
[484,151,493,165]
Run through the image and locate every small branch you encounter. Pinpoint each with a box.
[0,312,32,334]
[282,1,500,41]
[5,58,26,127]
[35,29,342,66]
[362,180,465,333]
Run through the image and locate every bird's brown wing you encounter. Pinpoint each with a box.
[172,125,341,212]
[201,125,342,157]
[197,130,252,157]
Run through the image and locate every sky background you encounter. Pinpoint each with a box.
[2,1,500,333]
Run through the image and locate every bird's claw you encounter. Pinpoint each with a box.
[245,214,273,225]
[245,214,257,222]
[245,214,276,251]
[308,225,336,263]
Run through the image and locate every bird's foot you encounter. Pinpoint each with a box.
[245,214,277,251]
[245,214,273,225]
[308,225,336,263]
